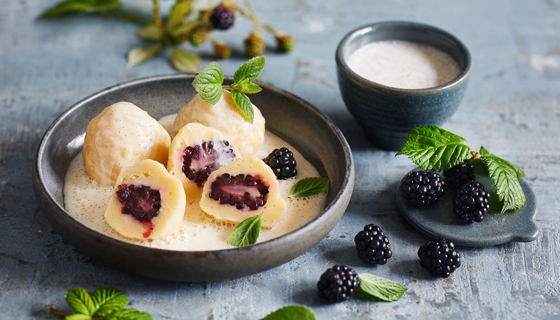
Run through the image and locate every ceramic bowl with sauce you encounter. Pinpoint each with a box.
[336,21,472,150]
[32,74,354,282]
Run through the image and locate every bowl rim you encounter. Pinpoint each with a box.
[34,73,354,258]
[335,20,472,93]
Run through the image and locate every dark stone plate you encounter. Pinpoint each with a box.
[33,74,354,282]
[396,163,538,247]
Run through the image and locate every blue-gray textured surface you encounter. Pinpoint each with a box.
[1,0,560,319]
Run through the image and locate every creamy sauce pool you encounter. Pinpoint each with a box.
[64,123,327,251]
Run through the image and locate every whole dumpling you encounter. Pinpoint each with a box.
[83,102,171,186]
[172,90,265,155]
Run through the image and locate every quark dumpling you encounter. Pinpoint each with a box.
[200,155,286,228]
[167,123,240,203]
[172,90,265,155]
[83,102,171,186]
[105,159,186,240]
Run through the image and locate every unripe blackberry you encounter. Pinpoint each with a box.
[317,265,359,303]
[444,162,475,191]
[263,147,297,180]
[401,170,445,207]
[244,32,265,57]
[276,33,294,53]
[418,239,461,278]
[354,224,392,265]
[452,181,490,224]
[188,28,207,47]
[213,41,231,59]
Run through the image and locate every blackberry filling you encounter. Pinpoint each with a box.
[116,184,161,222]
[209,173,269,210]
[182,140,236,186]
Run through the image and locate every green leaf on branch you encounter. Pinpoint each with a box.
[193,62,224,105]
[261,305,316,320]
[106,308,154,320]
[91,287,128,317]
[290,177,329,198]
[396,126,471,171]
[170,20,199,38]
[66,288,95,316]
[171,49,200,73]
[234,56,265,82]
[41,0,121,18]
[230,90,255,123]
[480,146,526,213]
[228,213,263,247]
[167,1,192,31]
[137,24,163,41]
[358,273,407,302]
[126,42,161,69]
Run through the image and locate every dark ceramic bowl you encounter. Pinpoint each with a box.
[336,21,472,150]
[33,74,354,282]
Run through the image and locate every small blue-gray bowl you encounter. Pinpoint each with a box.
[336,21,472,150]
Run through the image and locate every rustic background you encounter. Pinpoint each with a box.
[1,0,559,319]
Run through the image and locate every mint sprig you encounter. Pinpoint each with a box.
[193,57,265,124]
[480,146,526,213]
[357,273,407,302]
[50,287,153,320]
[261,305,316,320]
[228,213,264,247]
[290,177,329,198]
[397,126,526,213]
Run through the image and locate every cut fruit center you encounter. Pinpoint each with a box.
[182,141,236,186]
[116,184,162,222]
[209,173,269,210]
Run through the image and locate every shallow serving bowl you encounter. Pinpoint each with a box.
[33,74,354,282]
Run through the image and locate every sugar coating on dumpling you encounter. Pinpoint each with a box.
[83,102,171,186]
[172,90,265,155]
[168,123,240,203]
[105,159,186,240]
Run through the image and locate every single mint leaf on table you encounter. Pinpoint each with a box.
[290,177,329,198]
[234,56,265,82]
[230,90,255,124]
[396,126,471,172]
[91,287,129,317]
[171,49,200,73]
[126,43,162,69]
[228,213,264,247]
[358,273,407,302]
[66,288,96,316]
[480,146,526,213]
[193,62,224,105]
[261,305,316,320]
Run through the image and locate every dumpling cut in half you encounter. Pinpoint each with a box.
[105,159,186,240]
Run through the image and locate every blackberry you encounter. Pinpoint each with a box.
[210,7,235,30]
[244,32,265,57]
[354,224,392,265]
[317,265,359,303]
[444,162,475,191]
[263,147,297,180]
[418,239,461,278]
[401,171,445,207]
[452,181,490,224]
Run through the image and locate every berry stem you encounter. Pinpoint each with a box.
[151,0,163,29]
[465,150,484,164]
[50,308,70,316]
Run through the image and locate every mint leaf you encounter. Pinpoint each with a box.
[40,0,121,18]
[66,288,95,316]
[166,1,192,32]
[126,43,161,69]
[240,82,262,94]
[228,213,263,247]
[107,308,154,320]
[358,273,407,302]
[137,24,163,41]
[234,56,265,83]
[480,146,526,213]
[171,49,200,73]
[230,90,255,123]
[91,287,128,317]
[193,62,224,105]
[396,126,471,171]
[261,305,316,320]
[290,177,329,198]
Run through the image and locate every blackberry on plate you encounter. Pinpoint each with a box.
[354,224,392,265]
[444,162,475,191]
[263,147,297,180]
[210,7,235,30]
[452,181,491,224]
[401,170,445,207]
[418,239,461,278]
[317,265,359,303]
